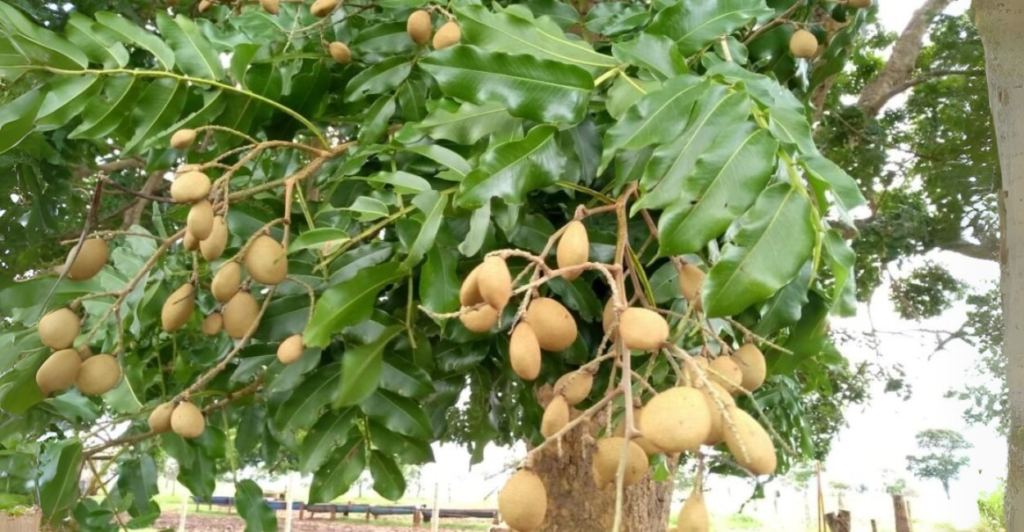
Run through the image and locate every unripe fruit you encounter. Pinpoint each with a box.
[170,171,211,203]
[261,0,279,14]
[310,0,338,17]
[224,291,260,339]
[36,349,82,396]
[407,10,432,45]
[540,395,568,439]
[459,305,499,333]
[591,437,648,489]
[39,308,80,350]
[619,307,669,352]
[432,21,461,49]
[211,262,242,303]
[524,297,577,352]
[553,370,593,406]
[67,238,109,281]
[640,387,712,453]
[678,263,705,312]
[556,220,589,281]
[459,266,485,307]
[200,216,228,261]
[183,230,200,251]
[733,343,767,392]
[149,402,176,433]
[790,29,818,59]
[277,334,305,365]
[76,354,121,396]
[161,283,195,332]
[509,323,541,381]
[849,0,872,8]
[329,42,352,64]
[245,235,288,285]
[710,356,744,394]
[170,129,196,150]
[478,256,512,311]
[677,486,710,532]
[201,312,223,336]
[187,200,215,241]
[170,402,205,439]
[498,470,547,532]
[723,406,777,475]
[701,381,736,446]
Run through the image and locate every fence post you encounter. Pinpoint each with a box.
[893,495,911,532]
[285,472,295,532]
[178,493,188,532]
[431,483,440,532]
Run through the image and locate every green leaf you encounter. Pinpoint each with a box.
[305,262,405,348]
[360,389,432,440]
[236,404,266,456]
[648,261,682,304]
[703,183,815,317]
[421,246,460,313]
[289,228,350,253]
[369,451,406,501]
[802,154,867,223]
[344,196,390,222]
[338,325,404,407]
[402,190,448,269]
[115,455,160,524]
[458,201,491,256]
[36,75,103,131]
[457,125,565,209]
[381,356,434,399]
[370,171,431,194]
[95,11,176,71]
[66,13,128,68]
[368,421,434,464]
[235,480,277,532]
[0,350,44,414]
[0,2,88,69]
[823,230,857,317]
[658,126,779,255]
[38,439,82,523]
[416,101,516,145]
[151,89,228,147]
[754,261,811,336]
[308,437,366,504]
[606,75,657,121]
[648,0,772,55]
[0,89,43,154]
[230,43,261,85]
[767,104,816,155]
[584,3,649,37]
[123,78,188,155]
[404,145,472,178]
[456,5,617,70]
[299,408,358,474]
[273,363,340,431]
[345,56,413,102]
[359,96,396,144]
[157,14,224,80]
[69,75,144,139]
[420,46,594,125]
[611,32,688,80]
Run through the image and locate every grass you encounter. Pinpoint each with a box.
[0,493,33,514]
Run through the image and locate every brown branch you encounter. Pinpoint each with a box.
[743,0,805,45]
[873,69,987,112]
[103,177,174,204]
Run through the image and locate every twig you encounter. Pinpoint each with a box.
[743,0,805,45]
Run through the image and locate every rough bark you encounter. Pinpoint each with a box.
[974,2,1024,529]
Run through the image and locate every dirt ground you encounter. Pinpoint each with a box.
[153,512,497,532]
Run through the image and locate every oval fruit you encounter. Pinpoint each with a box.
[678,263,705,312]
[187,200,215,241]
[459,266,484,306]
[277,334,305,365]
[685,356,710,386]
[790,29,818,59]
[849,0,872,7]
[478,256,512,311]
[201,312,223,336]
[459,305,499,333]
[261,0,279,14]
[224,291,260,339]
[212,262,242,303]
[170,129,196,150]
[329,42,352,64]
[170,171,211,203]
[39,308,80,350]
[183,229,200,251]
[149,402,176,433]
[36,349,82,396]
[540,395,568,439]
[524,298,577,352]
[509,323,541,381]
[677,487,710,532]
[619,307,669,352]
[614,408,662,456]
[67,238,109,281]
[310,0,338,17]
[591,437,648,489]
[432,21,461,49]
[76,354,121,395]
[640,387,712,453]
[733,343,766,392]
[498,470,547,532]
[161,283,195,332]
[556,220,589,281]
[198,0,212,12]
[171,402,206,439]
[200,216,228,261]
[553,370,593,406]
[407,10,432,44]
[722,406,776,475]
[710,356,744,394]
[245,235,288,285]
[701,382,736,446]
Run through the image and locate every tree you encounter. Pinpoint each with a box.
[905,428,972,499]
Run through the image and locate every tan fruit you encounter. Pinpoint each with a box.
[640,387,712,453]
[602,298,618,337]
[849,0,872,8]
[540,395,568,439]
[183,230,200,251]
[148,402,176,433]
[170,129,196,150]
[261,0,279,14]
[556,220,589,281]
[733,343,767,392]
[170,171,211,203]
[478,256,512,310]
[200,216,228,261]
[509,323,541,381]
[553,370,593,406]
[187,200,215,241]
[39,308,80,350]
[524,298,577,352]
[498,470,547,532]
[407,10,432,45]
[201,312,223,336]
[198,0,212,13]
[224,291,260,339]
[710,356,744,394]
[722,406,776,475]
[67,238,108,281]
[591,437,648,489]
[677,486,710,532]
[678,263,705,312]
[459,305,499,333]
[310,0,338,17]
[161,283,195,332]
[459,266,484,306]
[78,345,93,360]
[701,382,736,446]
[245,235,288,285]
[277,334,305,365]
[790,29,818,59]
[76,354,121,395]
[432,21,461,49]
[685,356,709,386]
[212,262,242,303]
[329,42,352,64]
[614,408,663,456]
[36,349,82,396]
[170,402,206,439]
[619,307,669,352]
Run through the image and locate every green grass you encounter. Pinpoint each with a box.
[0,493,33,514]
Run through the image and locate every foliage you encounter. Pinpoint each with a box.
[946,286,1007,435]
[906,428,973,499]
[977,479,1005,532]
[885,478,907,496]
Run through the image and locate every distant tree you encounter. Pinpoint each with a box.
[906,429,972,498]
[885,478,907,496]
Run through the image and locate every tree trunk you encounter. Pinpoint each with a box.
[892,494,911,532]
[974,2,1024,530]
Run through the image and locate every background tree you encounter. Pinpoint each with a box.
[905,428,972,499]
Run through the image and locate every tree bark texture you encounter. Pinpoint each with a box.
[892,494,911,532]
[975,2,1024,529]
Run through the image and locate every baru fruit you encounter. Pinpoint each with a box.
[701,382,736,446]
[709,356,744,394]
[39,308,80,350]
[478,256,512,311]
[524,298,577,352]
[149,402,176,433]
[170,402,206,439]
[310,0,338,17]
[211,262,241,303]
[619,307,669,351]
[200,216,228,261]
[432,21,461,49]
[553,370,593,406]
[261,0,279,14]
[67,238,109,280]
[245,235,288,285]
[187,200,215,241]
[790,29,818,59]
[161,283,195,332]
[329,42,352,64]
[183,230,200,251]
[170,171,211,203]
[198,0,212,13]
[498,470,547,532]
[36,349,82,396]
[224,291,260,339]
[459,266,485,306]
[614,407,662,456]
[76,354,121,395]
[640,387,712,453]
[678,263,705,312]
[277,334,305,365]
[733,343,766,392]
[201,312,223,336]
[591,437,648,489]
[540,395,568,439]
[849,0,872,7]
[459,305,499,333]
[509,323,541,381]
[556,220,589,281]
[677,486,710,532]
[170,129,196,150]
[407,10,432,44]
[722,406,777,475]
